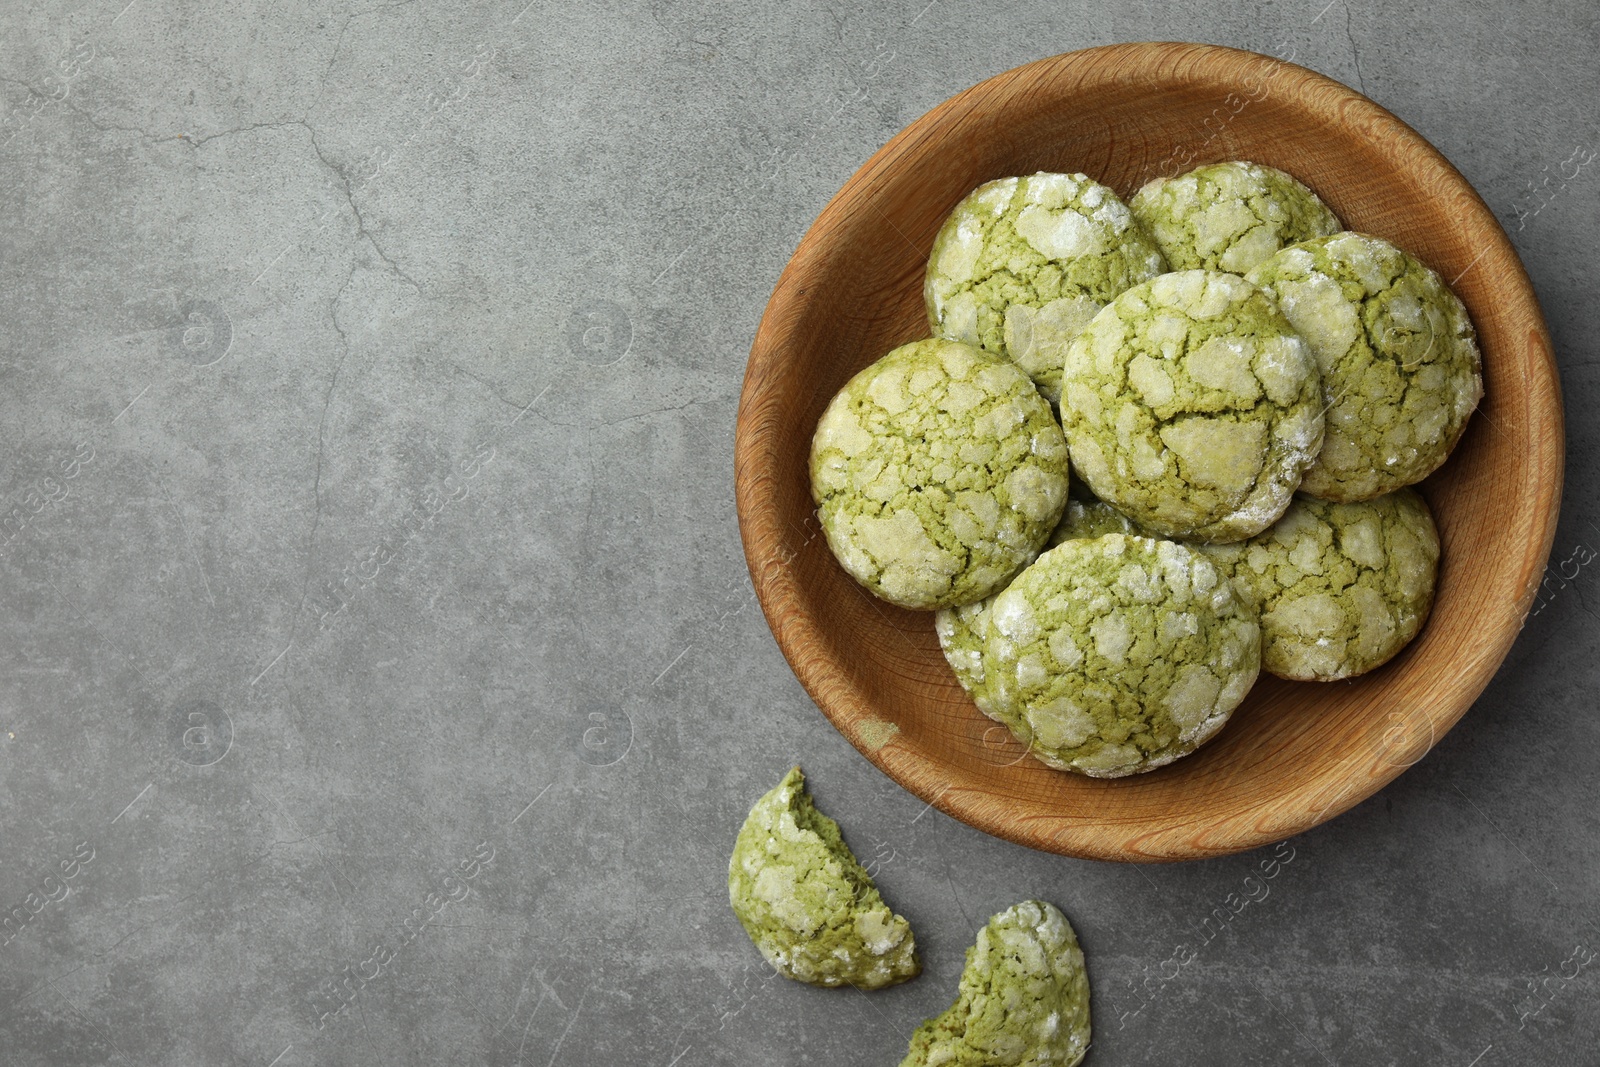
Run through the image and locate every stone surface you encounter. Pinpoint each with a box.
[0,1,1595,1064]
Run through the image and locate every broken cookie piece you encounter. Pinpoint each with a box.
[899,900,1091,1067]
[728,767,920,989]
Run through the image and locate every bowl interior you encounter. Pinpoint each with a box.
[735,43,1562,861]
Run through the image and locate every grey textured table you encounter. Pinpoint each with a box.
[1,1,1595,1064]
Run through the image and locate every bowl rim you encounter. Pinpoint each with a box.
[734,41,1564,861]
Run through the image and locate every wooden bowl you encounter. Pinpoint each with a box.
[734,43,1562,862]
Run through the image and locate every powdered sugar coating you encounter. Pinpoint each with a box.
[1200,489,1440,680]
[898,900,1091,1067]
[810,339,1070,609]
[1247,232,1483,501]
[1131,161,1341,274]
[925,172,1168,403]
[1060,270,1325,543]
[977,534,1260,778]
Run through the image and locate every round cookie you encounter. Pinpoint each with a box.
[1048,494,1144,547]
[935,598,1009,725]
[728,767,921,990]
[936,495,1142,717]
[1060,270,1325,543]
[924,172,1167,403]
[1130,160,1342,274]
[1246,232,1483,501]
[1199,490,1440,680]
[810,338,1070,610]
[898,900,1091,1067]
[979,534,1260,777]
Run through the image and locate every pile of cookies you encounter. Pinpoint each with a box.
[810,161,1480,777]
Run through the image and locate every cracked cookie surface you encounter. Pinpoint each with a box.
[977,534,1260,777]
[1131,160,1341,274]
[937,495,1143,719]
[924,172,1167,403]
[1246,231,1483,501]
[1060,270,1324,543]
[935,595,1010,726]
[810,338,1069,609]
[1047,494,1145,547]
[728,767,920,989]
[898,900,1090,1067]
[1199,489,1440,680]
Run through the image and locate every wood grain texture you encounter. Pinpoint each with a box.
[733,43,1563,862]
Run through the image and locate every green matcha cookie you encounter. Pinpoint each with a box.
[1047,494,1144,547]
[899,900,1090,1067]
[937,495,1142,717]
[1060,270,1324,543]
[935,597,1009,725]
[924,172,1168,403]
[1246,232,1483,501]
[1200,490,1440,680]
[1131,161,1341,274]
[810,339,1070,610]
[728,767,920,989]
[979,534,1260,777]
